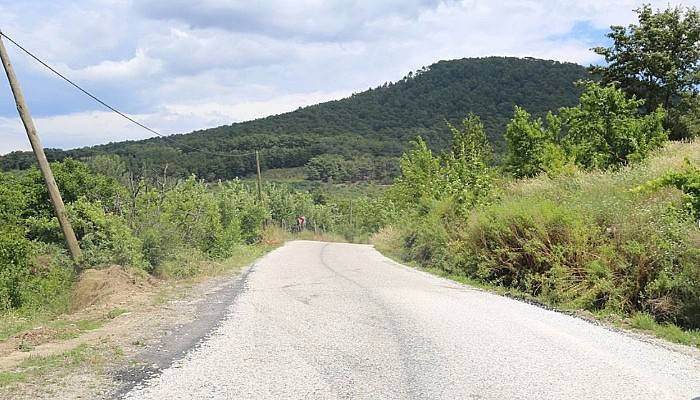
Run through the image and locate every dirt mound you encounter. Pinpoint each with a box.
[71,266,156,312]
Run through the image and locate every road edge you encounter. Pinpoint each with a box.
[110,261,260,398]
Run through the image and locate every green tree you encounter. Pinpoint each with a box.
[504,107,560,178]
[390,116,494,214]
[444,114,493,210]
[561,82,667,169]
[389,137,443,208]
[305,155,349,183]
[591,4,700,139]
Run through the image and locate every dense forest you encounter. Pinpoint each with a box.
[0,57,587,180]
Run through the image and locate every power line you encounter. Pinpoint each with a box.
[0,30,257,160]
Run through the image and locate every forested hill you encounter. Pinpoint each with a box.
[1,57,588,180]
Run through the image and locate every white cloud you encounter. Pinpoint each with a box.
[0,89,352,154]
[1,0,699,154]
[66,49,163,81]
[0,111,155,153]
[136,0,449,40]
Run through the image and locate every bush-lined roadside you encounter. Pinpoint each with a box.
[0,230,284,397]
[373,139,700,346]
[0,153,387,322]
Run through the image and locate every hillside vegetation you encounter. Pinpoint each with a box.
[0,57,587,180]
[375,139,700,332]
[2,4,700,351]
[0,156,390,314]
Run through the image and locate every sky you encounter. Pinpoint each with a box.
[0,0,698,154]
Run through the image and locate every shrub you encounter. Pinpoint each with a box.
[401,198,456,272]
[154,248,208,279]
[68,198,146,269]
[504,107,560,178]
[216,180,268,244]
[561,82,668,169]
[161,176,222,254]
[0,225,31,311]
[17,242,74,314]
[458,199,599,300]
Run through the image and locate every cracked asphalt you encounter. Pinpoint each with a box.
[122,240,700,400]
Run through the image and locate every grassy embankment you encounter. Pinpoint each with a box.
[0,220,354,392]
[373,140,700,347]
[0,231,286,389]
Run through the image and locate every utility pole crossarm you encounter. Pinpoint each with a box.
[0,32,82,263]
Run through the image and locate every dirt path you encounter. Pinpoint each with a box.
[0,263,257,400]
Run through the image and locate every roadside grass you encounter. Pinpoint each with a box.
[0,344,115,389]
[50,318,106,340]
[379,244,700,349]
[1,312,121,352]
[155,243,274,281]
[0,313,38,342]
[153,241,279,305]
[625,313,700,347]
[371,140,700,349]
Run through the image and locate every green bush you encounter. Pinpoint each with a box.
[0,225,31,311]
[401,198,456,272]
[68,198,146,269]
[161,176,222,254]
[16,242,74,314]
[389,140,700,329]
[154,248,208,279]
[130,189,180,268]
[461,199,597,299]
[216,180,268,244]
[1,169,75,314]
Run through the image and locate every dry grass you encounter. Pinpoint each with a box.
[507,139,700,196]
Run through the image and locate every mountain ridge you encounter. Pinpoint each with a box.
[1,56,589,180]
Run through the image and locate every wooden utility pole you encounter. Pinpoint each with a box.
[0,33,82,263]
[255,150,263,202]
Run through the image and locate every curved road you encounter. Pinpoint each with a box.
[124,241,700,400]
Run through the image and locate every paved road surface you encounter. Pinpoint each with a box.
[123,241,700,400]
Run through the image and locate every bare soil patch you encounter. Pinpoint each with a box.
[0,261,253,400]
[71,265,156,312]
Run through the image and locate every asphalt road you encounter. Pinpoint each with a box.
[123,241,700,400]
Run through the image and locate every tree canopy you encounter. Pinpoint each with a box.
[1,57,587,181]
[591,4,700,139]
[503,82,668,177]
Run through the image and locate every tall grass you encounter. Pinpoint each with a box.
[379,140,700,330]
